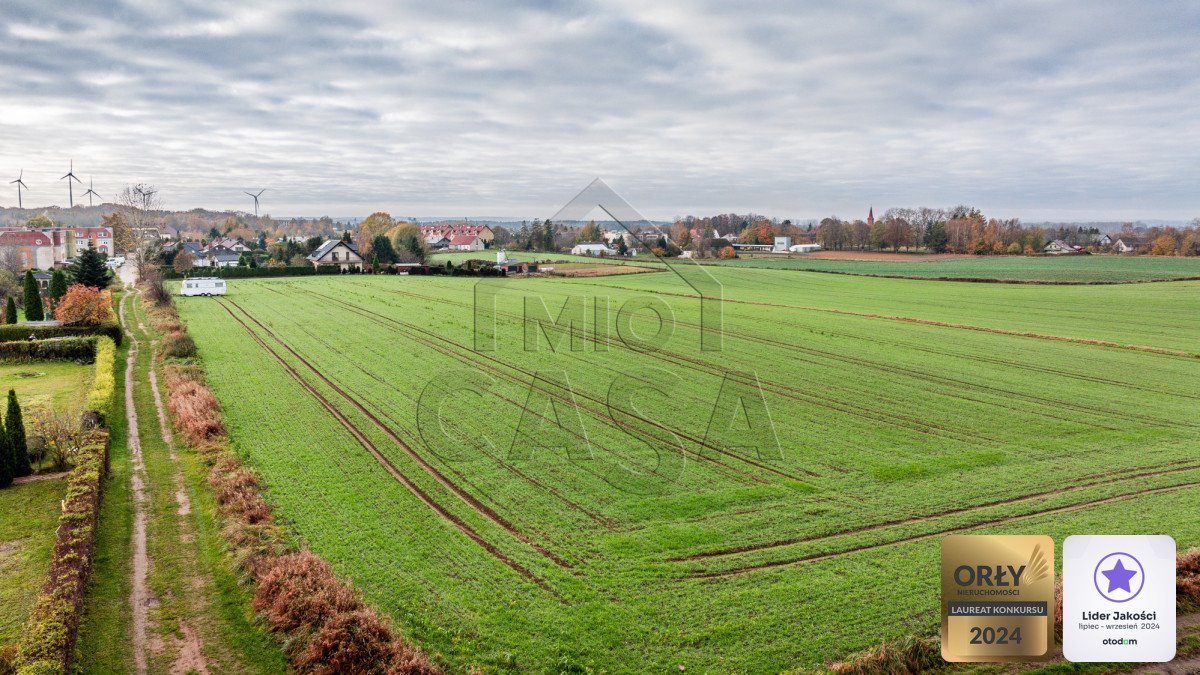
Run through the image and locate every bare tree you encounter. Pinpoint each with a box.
[117,183,164,242]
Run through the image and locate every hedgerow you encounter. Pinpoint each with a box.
[84,337,116,427]
[14,431,109,674]
[0,322,122,347]
[0,338,97,362]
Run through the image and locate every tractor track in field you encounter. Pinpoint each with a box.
[671,461,1200,561]
[371,284,999,448]
[683,479,1200,579]
[581,282,1200,360]
[216,300,567,597]
[248,299,620,530]
[668,316,1192,432]
[256,284,754,496]
[291,284,798,485]
[223,298,574,570]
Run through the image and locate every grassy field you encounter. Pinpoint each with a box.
[431,250,652,265]
[175,266,1200,671]
[702,253,1200,282]
[0,360,93,412]
[0,477,69,648]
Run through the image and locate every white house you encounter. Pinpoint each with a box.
[306,239,362,271]
[773,236,792,252]
[448,234,484,252]
[1113,236,1147,253]
[1044,239,1082,255]
[571,243,618,256]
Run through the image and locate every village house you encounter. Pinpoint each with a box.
[419,223,494,246]
[1044,239,1083,255]
[1114,236,1147,253]
[306,239,362,271]
[0,230,55,269]
[448,234,485,252]
[206,236,250,253]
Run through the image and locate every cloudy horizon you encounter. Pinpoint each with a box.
[1,1,1197,223]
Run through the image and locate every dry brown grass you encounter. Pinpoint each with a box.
[163,364,226,445]
[827,635,941,674]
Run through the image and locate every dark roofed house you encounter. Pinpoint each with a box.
[1043,239,1083,255]
[306,239,362,271]
[1114,236,1148,254]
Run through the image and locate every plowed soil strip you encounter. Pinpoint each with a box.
[685,480,1200,579]
[217,301,564,596]
[672,463,1200,561]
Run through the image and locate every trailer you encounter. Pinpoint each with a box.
[180,277,227,296]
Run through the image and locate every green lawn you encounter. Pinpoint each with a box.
[701,253,1200,282]
[0,360,92,413]
[175,269,1200,671]
[0,476,68,648]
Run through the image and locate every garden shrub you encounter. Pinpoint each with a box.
[0,323,122,347]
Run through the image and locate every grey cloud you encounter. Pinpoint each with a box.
[0,0,1196,220]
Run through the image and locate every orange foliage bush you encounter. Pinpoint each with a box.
[164,365,226,444]
[299,609,435,675]
[1179,548,1200,609]
[54,284,113,326]
[252,551,361,633]
[719,245,738,259]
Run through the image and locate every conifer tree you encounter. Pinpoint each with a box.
[5,297,15,324]
[0,416,11,489]
[22,270,43,322]
[7,390,29,478]
[48,269,68,308]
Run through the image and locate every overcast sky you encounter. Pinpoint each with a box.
[0,1,1197,221]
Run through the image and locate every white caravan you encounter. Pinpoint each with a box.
[180,277,227,297]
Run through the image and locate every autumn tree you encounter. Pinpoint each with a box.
[54,285,113,326]
[174,249,194,273]
[1151,233,1177,256]
[102,211,137,253]
[578,220,602,243]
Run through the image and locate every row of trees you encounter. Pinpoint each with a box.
[5,248,112,324]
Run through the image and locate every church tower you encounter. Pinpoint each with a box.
[867,206,874,226]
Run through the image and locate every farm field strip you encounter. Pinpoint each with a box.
[238,276,1195,559]
[284,283,806,485]
[354,279,1197,444]
[673,461,1200,562]
[215,299,568,595]
[176,271,1200,671]
[685,480,1200,579]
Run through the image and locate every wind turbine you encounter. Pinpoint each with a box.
[134,185,157,210]
[82,177,101,207]
[61,160,83,207]
[244,189,265,217]
[9,170,28,209]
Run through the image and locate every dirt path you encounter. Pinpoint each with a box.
[11,471,68,485]
[119,292,152,675]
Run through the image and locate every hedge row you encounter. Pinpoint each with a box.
[15,430,110,674]
[0,337,97,363]
[158,265,344,280]
[0,323,122,348]
[84,337,117,427]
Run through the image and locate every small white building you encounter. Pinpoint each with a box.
[1044,240,1081,255]
[773,236,792,252]
[571,243,618,256]
[306,240,363,271]
[788,243,823,253]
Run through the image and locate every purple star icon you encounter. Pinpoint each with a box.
[1093,552,1145,602]
[1101,558,1138,593]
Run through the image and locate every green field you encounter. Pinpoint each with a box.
[0,477,69,647]
[175,267,1200,671]
[431,250,652,266]
[702,253,1200,282]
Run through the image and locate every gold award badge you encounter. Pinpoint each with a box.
[941,535,1055,662]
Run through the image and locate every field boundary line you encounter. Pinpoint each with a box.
[215,300,567,598]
